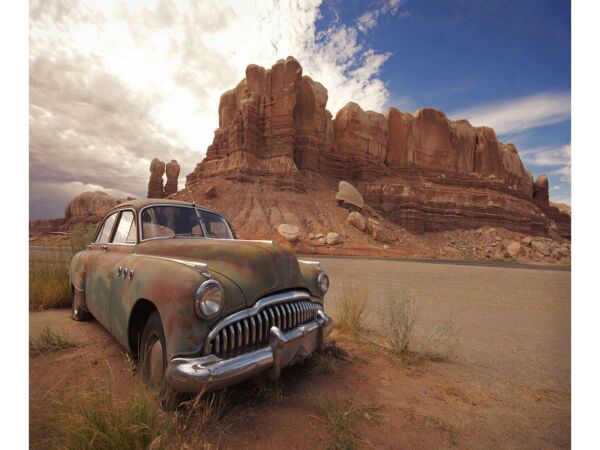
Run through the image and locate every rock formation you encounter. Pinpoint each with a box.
[31,191,131,234]
[147,158,166,199]
[64,191,124,220]
[164,159,180,197]
[182,56,570,239]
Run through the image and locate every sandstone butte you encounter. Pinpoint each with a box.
[175,56,570,242]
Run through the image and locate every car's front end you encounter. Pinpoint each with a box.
[165,287,333,392]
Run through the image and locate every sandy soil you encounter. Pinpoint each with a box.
[30,257,570,449]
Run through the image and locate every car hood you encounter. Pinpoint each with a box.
[134,238,316,306]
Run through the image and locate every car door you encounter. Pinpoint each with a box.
[87,210,135,332]
[107,210,138,347]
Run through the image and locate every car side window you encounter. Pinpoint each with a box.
[96,213,118,243]
[112,211,136,244]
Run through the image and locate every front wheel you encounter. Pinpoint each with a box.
[139,310,183,409]
[71,288,91,321]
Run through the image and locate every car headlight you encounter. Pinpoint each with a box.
[318,271,329,295]
[194,279,224,319]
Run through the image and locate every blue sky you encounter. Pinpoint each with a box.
[29,0,571,219]
[319,0,571,202]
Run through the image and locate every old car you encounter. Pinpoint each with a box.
[69,199,332,404]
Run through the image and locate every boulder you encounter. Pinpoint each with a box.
[277,224,300,242]
[521,236,533,246]
[506,241,522,258]
[326,232,340,245]
[308,232,316,240]
[318,237,326,244]
[347,211,366,231]
[336,181,364,210]
[367,218,396,242]
[442,246,461,258]
[532,241,550,256]
[316,233,324,239]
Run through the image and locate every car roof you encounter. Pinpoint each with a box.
[107,198,222,215]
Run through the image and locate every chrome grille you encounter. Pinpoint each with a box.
[207,298,321,357]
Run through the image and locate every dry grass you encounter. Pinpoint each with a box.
[170,390,229,444]
[335,280,369,333]
[45,381,229,449]
[29,249,73,310]
[29,225,96,310]
[29,325,80,356]
[310,394,383,450]
[414,320,459,362]
[355,289,459,363]
[58,383,167,450]
[255,378,285,402]
[379,290,416,354]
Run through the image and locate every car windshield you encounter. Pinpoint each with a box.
[141,206,234,240]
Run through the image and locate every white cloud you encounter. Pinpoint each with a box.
[449,91,571,135]
[357,0,404,33]
[519,143,571,203]
[520,144,571,168]
[30,0,394,218]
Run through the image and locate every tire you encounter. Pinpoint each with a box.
[71,288,92,321]
[139,310,183,409]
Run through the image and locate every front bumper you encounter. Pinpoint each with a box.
[165,310,334,393]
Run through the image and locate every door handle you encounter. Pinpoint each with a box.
[101,244,108,251]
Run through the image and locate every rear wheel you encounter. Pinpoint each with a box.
[71,288,91,321]
[139,310,182,409]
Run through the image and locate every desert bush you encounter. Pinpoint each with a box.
[29,325,79,355]
[379,290,416,354]
[354,289,459,363]
[335,280,369,333]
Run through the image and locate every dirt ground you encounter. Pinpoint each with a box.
[29,257,570,449]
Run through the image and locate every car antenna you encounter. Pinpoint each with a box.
[184,183,196,207]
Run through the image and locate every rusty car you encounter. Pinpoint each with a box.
[69,199,332,404]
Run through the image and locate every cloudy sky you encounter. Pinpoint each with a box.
[29,0,571,219]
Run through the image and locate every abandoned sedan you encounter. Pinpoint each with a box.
[69,199,332,401]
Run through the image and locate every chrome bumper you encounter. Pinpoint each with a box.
[165,310,333,393]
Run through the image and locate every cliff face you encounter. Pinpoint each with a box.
[185,56,570,238]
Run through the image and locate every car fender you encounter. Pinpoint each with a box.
[114,255,246,359]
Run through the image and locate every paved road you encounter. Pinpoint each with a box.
[317,255,571,391]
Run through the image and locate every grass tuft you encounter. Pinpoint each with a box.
[30,325,79,356]
[335,280,369,333]
[59,383,166,450]
[311,394,383,450]
[255,378,285,402]
[172,390,229,440]
[379,290,416,354]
